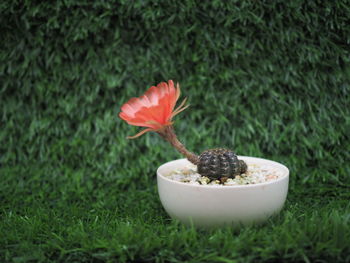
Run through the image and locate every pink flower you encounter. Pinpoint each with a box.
[119,80,188,138]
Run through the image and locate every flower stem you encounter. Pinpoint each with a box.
[157,126,199,165]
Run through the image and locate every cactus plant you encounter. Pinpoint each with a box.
[119,80,247,181]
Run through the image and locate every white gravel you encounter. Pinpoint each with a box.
[166,163,283,186]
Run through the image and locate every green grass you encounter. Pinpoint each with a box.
[1,0,350,262]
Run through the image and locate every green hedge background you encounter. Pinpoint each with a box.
[1,1,350,262]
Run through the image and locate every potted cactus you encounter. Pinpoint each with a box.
[119,80,289,227]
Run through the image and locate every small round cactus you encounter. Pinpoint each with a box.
[197,148,247,180]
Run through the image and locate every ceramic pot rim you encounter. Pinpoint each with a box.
[157,156,289,189]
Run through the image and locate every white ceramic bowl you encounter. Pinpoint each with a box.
[157,156,289,227]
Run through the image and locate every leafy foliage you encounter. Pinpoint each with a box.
[1,0,350,262]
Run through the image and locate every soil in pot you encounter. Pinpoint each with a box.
[165,163,283,186]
